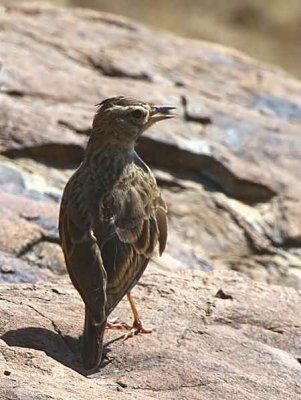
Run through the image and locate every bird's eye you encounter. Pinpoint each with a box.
[131,109,144,119]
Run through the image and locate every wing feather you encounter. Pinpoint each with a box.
[59,177,107,325]
[99,188,167,315]
[134,219,150,254]
[155,206,168,255]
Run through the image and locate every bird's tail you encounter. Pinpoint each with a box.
[81,307,106,371]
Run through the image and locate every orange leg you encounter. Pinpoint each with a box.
[105,292,152,339]
[122,292,152,340]
[127,292,152,334]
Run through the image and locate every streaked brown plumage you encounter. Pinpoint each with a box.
[59,96,175,370]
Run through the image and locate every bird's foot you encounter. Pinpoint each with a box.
[123,317,152,340]
[106,317,132,330]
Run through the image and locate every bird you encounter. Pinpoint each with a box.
[59,96,175,370]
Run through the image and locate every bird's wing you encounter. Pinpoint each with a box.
[114,187,167,257]
[99,165,167,314]
[59,175,107,325]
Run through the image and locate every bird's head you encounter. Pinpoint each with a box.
[92,96,176,148]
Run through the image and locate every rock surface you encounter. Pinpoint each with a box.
[69,0,301,80]
[1,267,301,400]
[0,2,301,398]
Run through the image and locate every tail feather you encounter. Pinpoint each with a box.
[81,307,106,370]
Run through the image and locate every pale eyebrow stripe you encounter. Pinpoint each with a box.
[106,105,146,113]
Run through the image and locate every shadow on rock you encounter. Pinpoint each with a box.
[1,327,89,375]
[1,327,116,376]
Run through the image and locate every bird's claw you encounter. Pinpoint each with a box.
[106,315,152,340]
[122,318,152,341]
[123,328,137,341]
[106,317,132,330]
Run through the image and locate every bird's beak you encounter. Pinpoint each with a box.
[148,105,176,125]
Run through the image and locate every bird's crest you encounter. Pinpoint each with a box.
[96,96,146,113]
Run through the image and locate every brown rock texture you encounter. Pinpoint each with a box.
[0,2,301,398]
[69,0,301,80]
[1,267,301,400]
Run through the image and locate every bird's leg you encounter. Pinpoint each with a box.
[123,292,152,339]
[106,292,152,335]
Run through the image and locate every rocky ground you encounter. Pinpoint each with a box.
[1,269,301,400]
[0,2,301,399]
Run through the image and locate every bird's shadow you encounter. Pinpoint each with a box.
[1,327,117,376]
